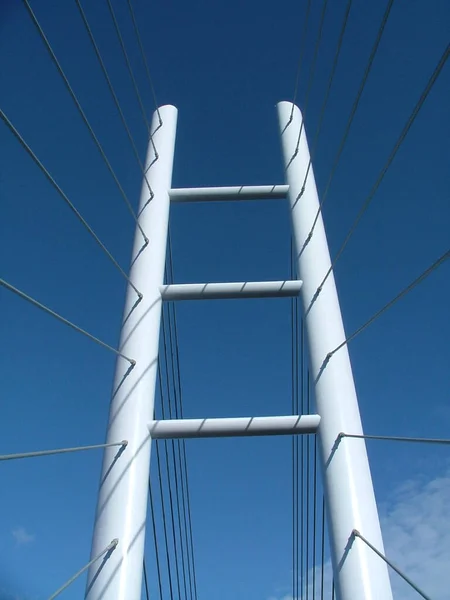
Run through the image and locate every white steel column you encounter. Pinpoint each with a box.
[86,106,178,600]
[277,102,392,599]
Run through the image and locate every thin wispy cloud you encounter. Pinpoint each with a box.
[381,470,450,599]
[11,526,35,547]
[270,470,450,600]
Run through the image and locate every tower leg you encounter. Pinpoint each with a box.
[277,101,392,600]
[86,105,178,600]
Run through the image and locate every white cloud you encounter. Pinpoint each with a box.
[270,470,450,599]
[11,526,35,546]
[381,471,450,599]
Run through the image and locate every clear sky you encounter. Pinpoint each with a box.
[0,1,449,599]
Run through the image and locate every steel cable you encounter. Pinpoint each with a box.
[148,483,164,600]
[161,310,189,599]
[312,42,450,301]
[164,280,194,599]
[158,362,182,599]
[294,0,330,154]
[1,278,135,365]
[316,0,396,211]
[167,231,199,599]
[322,249,450,367]
[154,439,175,600]
[291,0,312,122]
[74,0,154,199]
[296,0,353,242]
[21,0,148,244]
[127,0,162,126]
[105,0,159,162]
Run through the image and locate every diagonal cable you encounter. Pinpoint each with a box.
[326,249,450,361]
[294,0,330,154]
[104,0,160,164]
[1,278,135,365]
[318,0,395,208]
[296,0,353,230]
[22,0,148,244]
[127,0,162,126]
[74,0,154,199]
[353,530,432,600]
[49,539,118,599]
[312,42,450,300]
[0,440,126,462]
[340,433,450,445]
[0,108,142,300]
[315,249,450,380]
[104,0,149,130]
[291,0,312,122]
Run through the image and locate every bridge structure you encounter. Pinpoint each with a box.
[85,102,392,600]
[1,3,448,600]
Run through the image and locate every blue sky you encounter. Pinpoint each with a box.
[0,0,449,599]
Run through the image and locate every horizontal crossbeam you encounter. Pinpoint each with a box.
[160,280,302,301]
[148,415,320,439]
[169,185,289,202]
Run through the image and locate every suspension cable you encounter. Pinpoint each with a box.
[322,249,449,365]
[320,497,325,600]
[164,268,194,599]
[312,42,450,298]
[49,539,118,599]
[1,278,135,365]
[181,440,198,599]
[296,0,353,230]
[294,0,330,154]
[148,483,164,600]
[74,0,154,198]
[318,0,395,209]
[353,530,432,600]
[167,230,199,599]
[158,359,182,599]
[154,438,175,600]
[300,320,305,599]
[21,0,148,244]
[290,0,312,121]
[143,560,150,600]
[0,440,126,462]
[291,238,299,599]
[161,310,189,598]
[305,370,311,599]
[0,108,142,300]
[127,0,162,126]
[340,433,450,445]
[312,435,318,599]
[104,0,149,130]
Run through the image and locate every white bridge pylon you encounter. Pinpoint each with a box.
[85,103,392,600]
